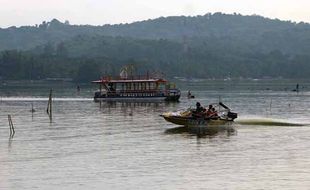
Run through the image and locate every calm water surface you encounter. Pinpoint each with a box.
[1,80,310,190]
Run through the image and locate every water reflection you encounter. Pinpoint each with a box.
[165,125,237,138]
[96,101,179,116]
[8,137,13,150]
[98,101,163,108]
[96,101,179,107]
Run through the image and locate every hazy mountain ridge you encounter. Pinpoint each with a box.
[1,13,310,81]
[0,13,309,54]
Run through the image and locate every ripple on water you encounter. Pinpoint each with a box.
[1,89,310,189]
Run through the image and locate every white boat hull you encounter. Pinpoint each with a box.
[94,96,167,102]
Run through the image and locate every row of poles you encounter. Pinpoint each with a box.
[8,89,53,138]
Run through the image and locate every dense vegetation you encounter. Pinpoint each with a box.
[0,13,309,81]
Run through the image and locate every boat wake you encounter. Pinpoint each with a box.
[235,118,308,127]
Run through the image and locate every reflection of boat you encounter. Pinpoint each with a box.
[160,102,237,126]
[165,125,236,137]
[92,73,181,102]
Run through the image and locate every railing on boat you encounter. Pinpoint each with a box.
[107,89,165,95]
[100,74,165,81]
[105,89,180,96]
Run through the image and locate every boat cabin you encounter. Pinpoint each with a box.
[92,74,180,101]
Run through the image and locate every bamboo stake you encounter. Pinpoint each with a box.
[49,89,52,119]
[31,103,35,120]
[46,89,52,121]
[31,103,35,112]
[8,115,15,137]
[46,98,50,114]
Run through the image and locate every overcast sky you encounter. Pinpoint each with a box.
[0,0,309,28]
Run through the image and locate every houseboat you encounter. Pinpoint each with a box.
[92,73,181,102]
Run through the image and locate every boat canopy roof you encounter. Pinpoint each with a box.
[92,78,167,84]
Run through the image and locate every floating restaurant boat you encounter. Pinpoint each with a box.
[92,72,181,102]
[160,102,237,126]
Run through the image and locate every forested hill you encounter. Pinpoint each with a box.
[0,13,310,81]
[0,13,309,54]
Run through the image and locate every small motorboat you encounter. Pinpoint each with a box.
[160,102,237,127]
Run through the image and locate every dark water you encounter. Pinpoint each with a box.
[1,80,310,189]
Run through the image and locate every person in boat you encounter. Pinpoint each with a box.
[206,104,213,116]
[196,102,205,112]
[206,105,219,119]
[108,83,115,92]
[192,102,206,118]
[210,107,218,118]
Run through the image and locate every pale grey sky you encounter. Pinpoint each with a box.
[0,0,309,28]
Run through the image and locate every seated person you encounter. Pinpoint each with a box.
[108,83,115,92]
[206,104,213,116]
[192,102,206,117]
[210,107,218,117]
[206,105,218,118]
[195,102,205,113]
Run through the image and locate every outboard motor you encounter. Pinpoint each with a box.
[227,112,238,120]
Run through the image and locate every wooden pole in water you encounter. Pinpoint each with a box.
[46,96,50,114]
[46,89,52,120]
[8,115,15,137]
[49,89,52,119]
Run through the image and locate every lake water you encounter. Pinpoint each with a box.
[1,80,310,190]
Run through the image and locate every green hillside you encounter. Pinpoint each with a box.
[0,13,309,81]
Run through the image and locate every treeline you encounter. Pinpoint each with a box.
[1,35,309,82]
[0,49,118,82]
